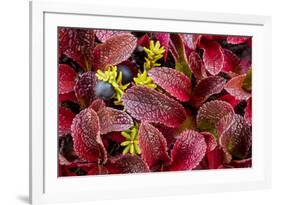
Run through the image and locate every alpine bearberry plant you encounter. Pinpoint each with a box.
[58,27,252,176]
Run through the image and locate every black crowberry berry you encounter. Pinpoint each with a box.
[95,80,115,100]
[117,65,133,84]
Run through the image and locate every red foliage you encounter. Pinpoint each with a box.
[58,28,252,176]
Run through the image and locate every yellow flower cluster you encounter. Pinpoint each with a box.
[96,66,129,105]
[121,124,141,155]
[144,40,165,70]
[133,69,157,89]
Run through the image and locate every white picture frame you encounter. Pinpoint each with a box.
[29,0,272,204]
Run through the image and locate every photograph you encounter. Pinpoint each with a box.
[58,28,252,177]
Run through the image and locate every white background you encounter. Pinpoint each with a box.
[0,0,279,204]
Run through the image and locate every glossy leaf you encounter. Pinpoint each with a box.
[74,71,97,108]
[63,49,86,70]
[206,147,224,169]
[59,91,77,103]
[188,51,207,81]
[59,28,96,69]
[227,36,249,44]
[218,94,240,108]
[95,30,128,43]
[89,99,106,112]
[153,124,176,147]
[92,33,137,70]
[137,34,150,48]
[222,49,240,73]
[138,122,170,169]
[148,67,192,102]
[224,74,251,100]
[196,100,234,134]
[59,64,77,94]
[59,106,75,136]
[122,86,187,128]
[170,130,207,171]
[155,32,170,61]
[244,98,252,123]
[190,76,226,108]
[181,34,201,50]
[71,108,107,162]
[217,113,252,159]
[107,155,149,174]
[199,39,224,75]
[169,34,192,77]
[87,164,109,175]
[59,28,77,57]
[201,132,217,152]
[97,107,134,135]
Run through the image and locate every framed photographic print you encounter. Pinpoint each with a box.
[30,0,272,204]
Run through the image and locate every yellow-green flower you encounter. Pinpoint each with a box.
[96,66,130,105]
[121,124,141,155]
[144,40,165,70]
[133,69,157,89]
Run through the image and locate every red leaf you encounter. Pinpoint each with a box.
[181,34,201,50]
[69,162,107,175]
[63,49,86,69]
[222,49,240,73]
[217,113,252,159]
[74,29,96,58]
[224,74,251,100]
[196,100,234,132]
[74,71,97,108]
[227,36,249,44]
[122,86,187,128]
[92,33,137,70]
[59,28,77,57]
[244,98,252,123]
[71,108,107,162]
[103,132,125,144]
[95,30,128,43]
[154,124,176,147]
[202,35,226,41]
[190,76,226,108]
[89,99,106,112]
[59,91,77,103]
[59,28,96,69]
[148,67,192,102]
[169,34,192,77]
[87,164,109,175]
[58,154,72,166]
[199,39,224,75]
[138,122,171,169]
[59,106,75,136]
[155,32,170,61]
[218,94,240,108]
[107,155,150,174]
[188,51,207,81]
[239,58,252,74]
[181,34,195,50]
[97,107,134,135]
[60,162,109,176]
[137,34,150,48]
[170,130,207,171]
[59,64,76,94]
[201,132,217,152]
[59,165,77,176]
[206,147,224,169]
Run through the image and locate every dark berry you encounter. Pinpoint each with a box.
[95,81,115,100]
[117,65,133,84]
